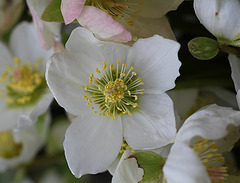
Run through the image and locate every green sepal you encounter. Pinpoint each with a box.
[41,0,64,22]
[188,37,219,60]
[130,151,165,183]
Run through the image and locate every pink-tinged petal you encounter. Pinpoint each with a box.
[63,115,123,178]
[77,6,132,42]
[61,0,85,24]
[28,6,47,50]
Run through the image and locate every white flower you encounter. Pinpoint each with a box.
[163,104,240,183]
[0,21,53,132]
[0,111,50,172]
[46,27,181,177]
[194,0,240,46]
[228,55,240,108]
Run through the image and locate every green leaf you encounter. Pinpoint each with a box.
[41,0,64,22]
[188,37,219,60]
[130,151,165,183]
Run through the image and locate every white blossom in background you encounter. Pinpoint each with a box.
[228,55,240,108]
[163,104,240,183]
[26,0,62,50]
[0,21,53,132]
[0,112,50,172]
[194,0,240,46]
[46,27,181,177]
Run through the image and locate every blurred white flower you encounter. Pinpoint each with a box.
[0,21,53,132]
[194,0,240,46]
[46,27,181,177]
[0,112,50,172]
[163,104,240,183]
[228,55,240,108]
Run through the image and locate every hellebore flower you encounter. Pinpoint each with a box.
[194,0,240,46]
[46,27,181,177]
[163,104,240,183]
[0,22,53,132]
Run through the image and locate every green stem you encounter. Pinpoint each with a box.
[218,44,240,56]
[12,168,26,183]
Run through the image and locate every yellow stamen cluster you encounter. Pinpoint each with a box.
[0,130,22,159]
[0,57,45,105]
[84,60,144,119]
[191,139,228,182]
[85,0,144,26]
[119,139,135,155]
[104,78,126,103]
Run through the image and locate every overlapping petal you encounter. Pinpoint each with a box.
[176,105,240,146]
[122,93,176,150]
[163,142,210,183]
[77,6,132,42]
[61,0,85,24]
[112,150,144,183]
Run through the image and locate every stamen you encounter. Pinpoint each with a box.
[191,139,228,182]
[84,59,144,118]
[0,57,46,106]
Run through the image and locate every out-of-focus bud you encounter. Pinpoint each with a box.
[0,0,24,36]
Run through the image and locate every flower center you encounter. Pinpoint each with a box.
[191,139,228,182]
[0,57,46,106]
[85,0,144,26]
[0,130,22,159]
[104,78,126,103]
[84,59,144,119]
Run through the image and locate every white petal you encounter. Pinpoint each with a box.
[176,104,240,149]
[194,0,240,44]
[163,142,210,183]
[0,104,19,131]
[0,125,44,171]
[123,93,176,149]
[237,90,240,109]
[228,54,240,92]
[66,27,129,66]
[46,52,93,116]
[126,35,181,94]
[9,22,53,63]
[0,41,13,74]
[63,115,123,178]
[112,150,144,183]
[29,91,53,122]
